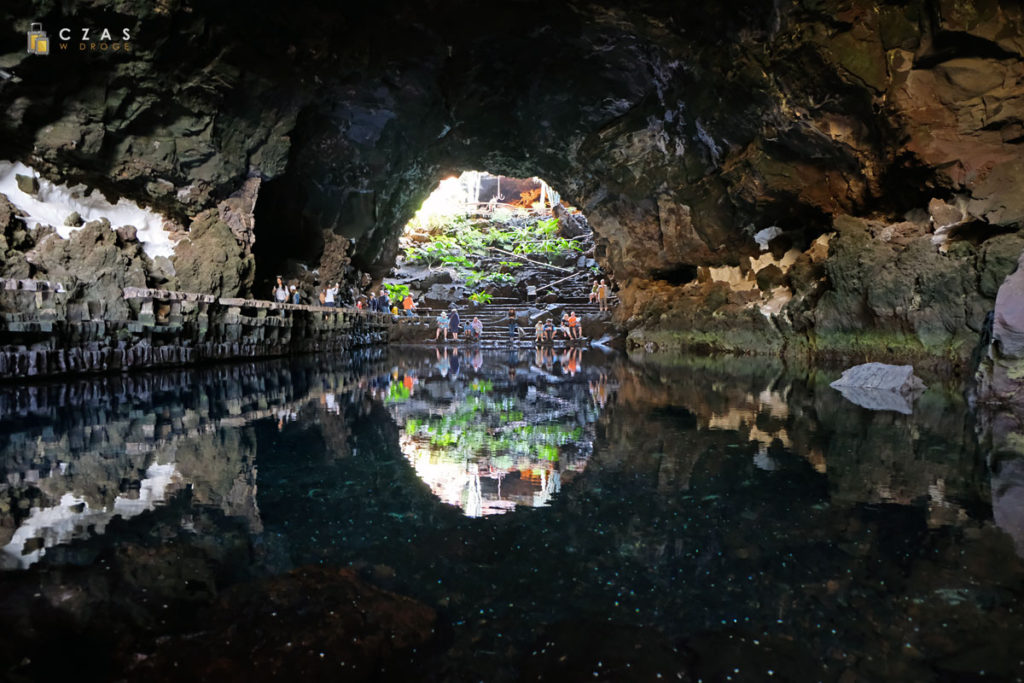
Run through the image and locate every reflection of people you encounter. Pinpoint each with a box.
[435,347,450,377]
[449,347,460,379]
[471,349,483,373]
[589,372,609,408]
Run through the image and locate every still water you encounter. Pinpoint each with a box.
[0,347,1022,682]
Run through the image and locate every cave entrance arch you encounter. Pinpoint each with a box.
[386,171,601,312]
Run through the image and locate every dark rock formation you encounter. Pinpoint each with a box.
[0,0,1022,364]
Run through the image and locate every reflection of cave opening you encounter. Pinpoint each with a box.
[385,350,604,517]
[390,171,602,308]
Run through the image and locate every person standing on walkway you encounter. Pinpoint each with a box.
[507,308,518,341]
[324,283,338,308]
[273,276,288,303]
[448,304,461,342]
[597,279,609,312]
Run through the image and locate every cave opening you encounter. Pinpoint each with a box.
[386,171,601,312]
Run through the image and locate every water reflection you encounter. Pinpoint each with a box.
[0,349,1022,682]
[386,347,600,516]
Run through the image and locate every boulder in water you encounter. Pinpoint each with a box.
[830,362,926,415]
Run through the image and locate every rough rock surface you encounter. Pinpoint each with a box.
[25,219,151,320]
[0,0,1021,363]
[171,209,254,298]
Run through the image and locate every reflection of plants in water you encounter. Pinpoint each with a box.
[387,382,411,403]
[403,391,590,465]
[469,379,493,393]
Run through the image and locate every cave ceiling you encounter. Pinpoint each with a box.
[1,0,1022,283]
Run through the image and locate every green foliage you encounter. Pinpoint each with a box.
[465,271,515,290]
[387,381,411,403]
[405,216,579,270]
[469,292,493,304]
[384,283,411,301]
[537,444,559,462]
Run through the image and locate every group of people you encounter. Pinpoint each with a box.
[355,289,418,317]
[271,278,422,317]
[533,310,582,343]
[272,276,304,305]
[436,304,483,342]
[588,278,611,312]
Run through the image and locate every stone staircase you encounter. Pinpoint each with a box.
[417,294,615,349]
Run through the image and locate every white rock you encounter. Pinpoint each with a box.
[830,362,927,414]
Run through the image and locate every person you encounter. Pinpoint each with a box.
[435,309,450,341]
[559,311,572,340]
[377,289,389,313]
[356,297,364,311]
[567,310,581,339]
[448,304,461,342]
[597,279,609,312]
[272,276,288,316]
[470,316,483,341]
[507,308,518,341]
[402,294,417,316]
[588,279,599,304]
[543,318,555,343]
[534,319,545,344]
[324,283,338,308]
[290,285,300,305]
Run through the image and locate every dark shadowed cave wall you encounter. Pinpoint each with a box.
[2,0,1024,365]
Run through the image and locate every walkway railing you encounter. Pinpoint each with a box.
[0,281,392,379]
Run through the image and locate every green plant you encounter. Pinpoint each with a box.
[469,292,493,304]
[384,283,411,301]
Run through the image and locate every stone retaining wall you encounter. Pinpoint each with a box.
[0,280,391,379]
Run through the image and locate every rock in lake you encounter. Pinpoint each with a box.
[830,362,927,415]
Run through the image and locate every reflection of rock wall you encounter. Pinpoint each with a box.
[0,352,390,564]
[598,356,985,523]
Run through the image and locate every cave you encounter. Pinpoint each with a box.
[2,0,1024,680]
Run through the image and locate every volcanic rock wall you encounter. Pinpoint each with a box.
[1,0,1022,364]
